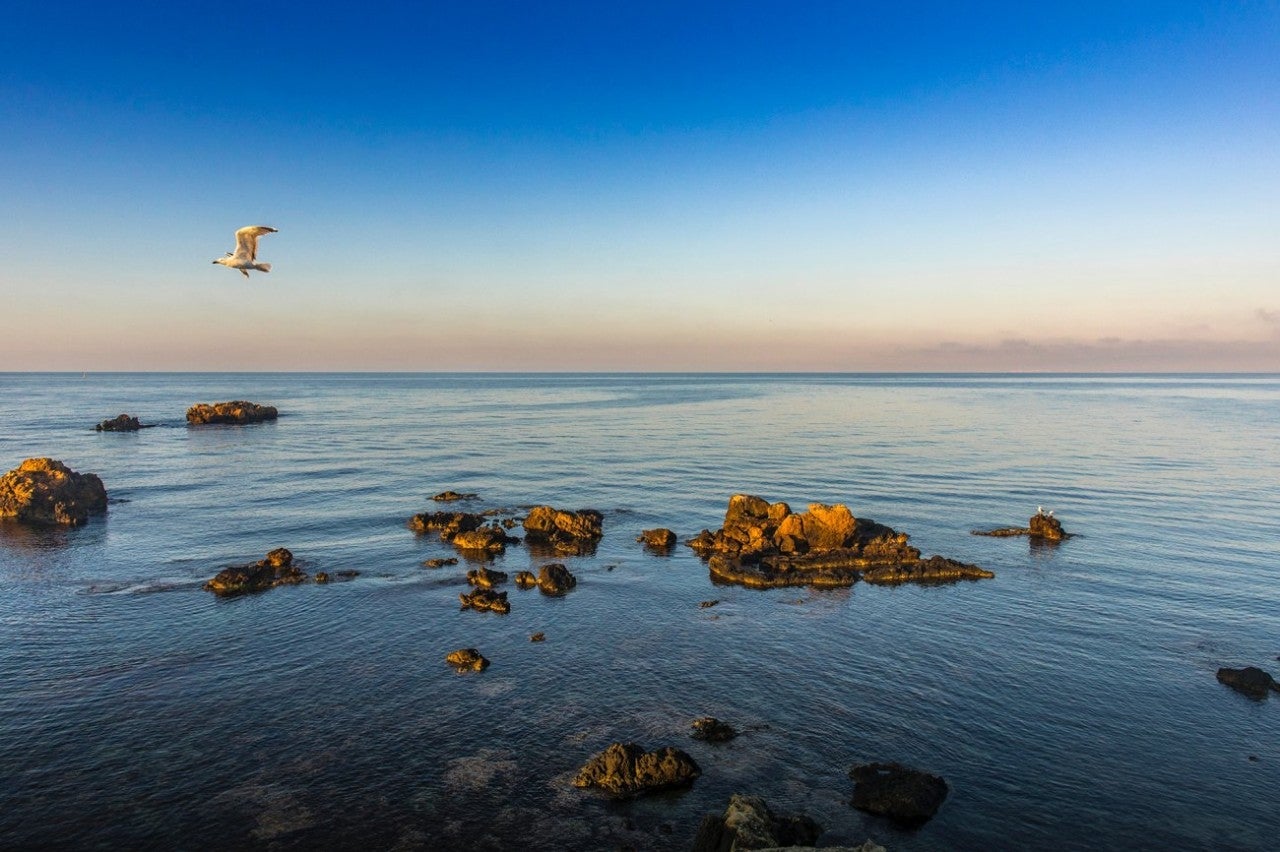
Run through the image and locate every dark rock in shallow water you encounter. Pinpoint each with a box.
[314,572,330,583]
[451,525,518,554]
[849,762,948,826]
[699,599,720,608]
[0,458,108,526]
[445,648,490,672]
[459,587,510,614]
[536,562,577,596]
[691,793,821,852]
[432,490,478,502]
[1216,666,1279,699]
[638,527,677,549]
[422,557,458,569]
[572,742,700,797]
[94,414,143,432]
[523,505,603,555]
[408,510,484,539]
[466,566,508,589]
[204,548,306,596]
[973,509,1070,541]
[185,400,277,425]
[691,717,736,742]
[694,494,990,588]
[514,570,538,589]
[530,632,546,642]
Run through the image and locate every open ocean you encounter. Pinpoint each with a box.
[1,372,1277,851]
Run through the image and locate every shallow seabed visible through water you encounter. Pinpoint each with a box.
[1,373,1278,851]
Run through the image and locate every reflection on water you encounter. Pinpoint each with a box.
[1,373,1278,850]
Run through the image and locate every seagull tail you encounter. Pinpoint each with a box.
[254,263,272,273]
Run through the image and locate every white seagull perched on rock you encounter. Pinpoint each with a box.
[212,225,277,278]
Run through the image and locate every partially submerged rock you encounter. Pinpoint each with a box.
[849,762,948,826]
[973,509,1070,541]
[693,494,991,588]
[94,414,143,432]
[466,567,508,589]
[204,548,306,596]
[451,525,518,554]
[691,717,736,742]
[691,794,821,852]
[514,571,538,589]
[530,632,546,642]
[572,742,700,797]
[523,505,603,555]
[1216,666,1279,699]
[536,562,577,596]
[0,458,108,526]
[432,490,478,502]
[422,557,458,569]
[186,400,278,425]
[446,648,490,672]
[638,527,677,549]
[459,588,510,615]
[408,510,484,539]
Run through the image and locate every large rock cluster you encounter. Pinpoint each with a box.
[0,458,108,526]
[204,548,306,596]
[409,510,518,554]
[572,742,700,797]
[186,400,278,425]
[522,505,603,555]
[689,494,992,588]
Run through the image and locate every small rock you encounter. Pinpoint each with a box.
[204,548,306,596]
[336,570,359,578]
[94,414,142,432]
[408,511,484,538]
[514,571,538,589]
[466,567,508,589]
[523,505,603,554]
[849,762,948,826]
[459,588,510,614]
[700,600,720,609]
[432,490,478,502]
[451,526,516,553]
[1216,666,1279,699]
[314,572,330,584]
[423,557,458,569]
[691,717,737,742]
[446,648,490,672]
[185,400,277,425]
[637,528,677,548]
[691,793,821,852]
[530,632,546,643]
[537,563,577,596]
[572,742,700,797]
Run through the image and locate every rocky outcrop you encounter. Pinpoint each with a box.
[466,567,508,589]
[849,762,948,826]
[94,414,143,432]
[691,794,821,852]
[185,401,278,425]
[536,563,577,596]
[523,506,603,555]
[691,495,991,588]
[973,509,1070,541]
[446,648,490,672]
[451,526,518,553]
[432,490,478,502]
[0,458,108,526]
[1216,666,1279,699]
[572,742,700,797]
[691,717,736,742]
[459,588,510,614]
[204,548,306,596]
[638,528,677,549]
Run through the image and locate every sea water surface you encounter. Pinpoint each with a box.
[1,373,1277,851]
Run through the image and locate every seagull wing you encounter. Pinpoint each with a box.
[233,225,278,261]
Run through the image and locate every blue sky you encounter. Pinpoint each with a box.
[2,1,1277,370]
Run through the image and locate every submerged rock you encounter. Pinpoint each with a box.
[432,490,478,502]
[572,742,700,797]
[204,548,306,596]
[523,506,603,555]
[694,495,990,588]
[186,400,278,425]
[314,572,330,583]
[691,794,821,852]
[446,648,490,672]
[849,762,948,826]
[691,717,737,742]
[638,527,677,549]
[1216,666,1279,699]
[94,414,143,432]
[536,563,577,596]
[973,509,1070,541]
[459,588,510,615]
[0,458,108,526]
[422,557,458,569]
[466,567,508,589]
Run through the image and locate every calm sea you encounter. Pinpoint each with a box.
[1,373,1277,851]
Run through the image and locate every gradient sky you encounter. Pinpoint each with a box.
[2,1,1277,371]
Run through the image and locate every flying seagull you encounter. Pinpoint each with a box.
[212,225,277,277]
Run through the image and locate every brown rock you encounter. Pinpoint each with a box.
[530,632,546,642]
[523,505,603,554]
[459,588,510,614]
[452,526,516,553]
[536,563,577,596]
[408,510,484,539]
[432,490,478,502]
[185,400,278,425]
[691,794,820,852]
[572,742,700,797]
[422,557,458,569]
[690,717,736,742]
[466,567,508,589]
[1217,666,1280,699]
[850,762,949,826]
[445,648,490,672]
[94,414,142,432]
[514,571,538,589]
[204,548,307,596]
[314,572,330,583]
[638,528,678,548]
[0,458,108,526]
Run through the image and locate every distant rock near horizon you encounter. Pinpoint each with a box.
[0,458,107,526]
[94,414,144,432]
[186,400,278,425]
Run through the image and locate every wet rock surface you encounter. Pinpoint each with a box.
[445,648,490,672]
[432,490,478,502]
[1216,666,1279,699]
[0,458,108,526]
[691,717,737,742]
[514,571,538,589]
[422,557,458,568]
[973,509,1070,541]
[535,562,577,596]
[409,510,485,538]
[523,505,603,555]
[691,793,821,852]
[638,527,677,549]
[466,567,508,589]
[459,588,510,614]
[204,548,306,596]
[849,762,948,826]
[572,742,700,797]
[693,494,991,588]
[186,401,278,425]
[94,414,144,432]
[451,525,518,553]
